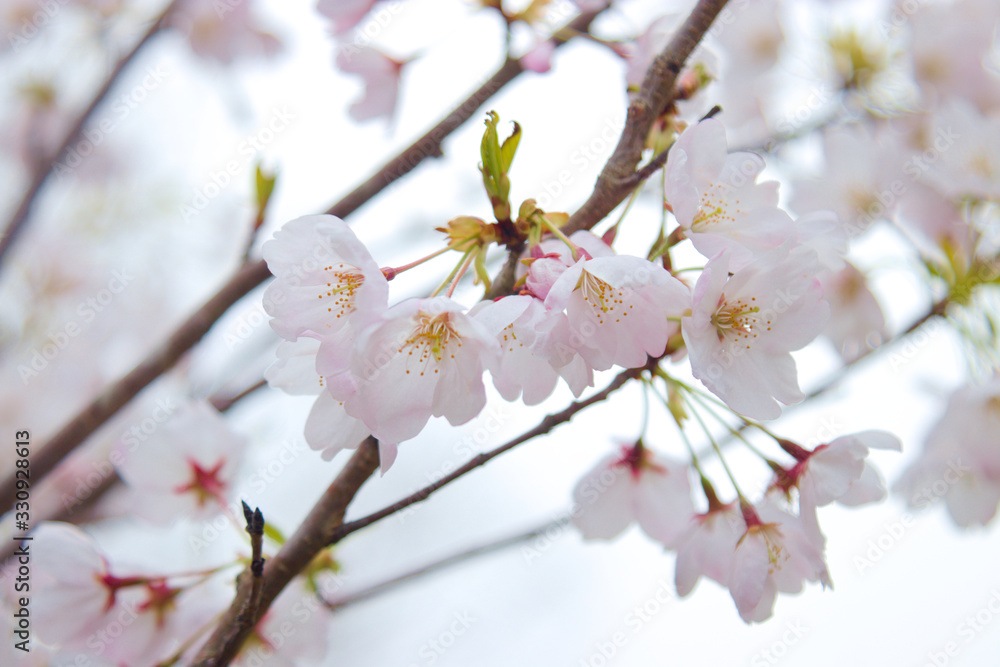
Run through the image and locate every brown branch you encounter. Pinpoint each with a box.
[563,0,731,235]
[0,1,179,266]
[191,438,381,667]
[322,516,569,610]
[328,364,644,545]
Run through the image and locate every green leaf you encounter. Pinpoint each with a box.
[255,163,278,222]
[500,121,521,173]
[263,522,286,546]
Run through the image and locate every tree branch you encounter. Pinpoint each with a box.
[328,363,645,545]
[191,438,381,666]
[0,1,179,266]
[563,0,730,235]
[322,516,569,610]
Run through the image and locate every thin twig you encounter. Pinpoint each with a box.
[328,364,645,545]
[191,439,381,666]
[322,516,570,610]
[562,0,731,236]
[0,1,179,266]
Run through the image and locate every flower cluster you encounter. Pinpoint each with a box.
[571,430,900,622]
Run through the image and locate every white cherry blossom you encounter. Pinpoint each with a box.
[113,401,246,523]
[335,45,408,122]
[571,442,694,547]
[819,262,886,362]
[470,294,592,405]
[674,500,745,597]
[263,215,389,375]
[682,245,829,419]
[729,502,831,623]
[895,378,1000,527]
[545,255,691,371]
[338,297,500,443]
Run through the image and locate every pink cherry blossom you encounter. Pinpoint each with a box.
[895,378,1000,527]
[317,0,381,36]
[335,45,408,122]
[113,401,246,523]
[682,245,830,419]
[263,215,389,365]
[674,501,745,597]
[31,522,118,647]
[571,442,694,547]
[233,578,333,666]
[266,338,397,470]
[171,0,281,64]
[664,118,791,269]
[521,39,556,73]
[819,262,886,362]
[337,297,500,443]
[471,294,593,404]
[769,431,901,541]
[523,230,615,300]
[544,255,691,371]
[729,502,831,623]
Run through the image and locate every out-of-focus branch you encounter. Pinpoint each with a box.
[191,438,381,667]
[0,1,179,266]
[563,0,730,236]
[328,364,644,544]
[322,516,569,610]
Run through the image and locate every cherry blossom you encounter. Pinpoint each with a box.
[729,502,831,623]
[664,118,790,269]
[895,378,1000,527]
[335,45,409,122]
[571,441,694,547]
[470,294,593,405]
[262,215,389,367]
[769,431,901,542]
[232,578,333,666]
[266,338,396,470]
[317,0,381,36]
[921,100,1000,201]
[682,245,830,419]
[171,0,281,64]
[335,297,500,444]
[788,123,903,238]
[545,255,691,371]
[522,230,615,300]
[819,262,886,362]
[521,39,556,73]
[113,401,246,523]
[31,522,119,647]
[674,500,745,597]
[906,0,1000,113]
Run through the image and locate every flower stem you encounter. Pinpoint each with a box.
[382,247,450,279]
